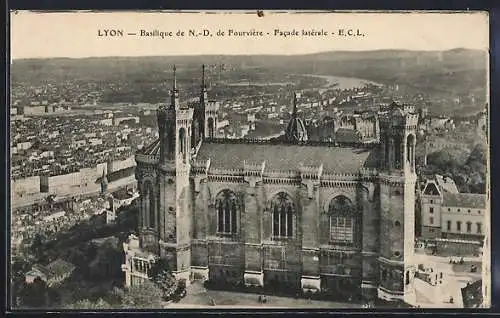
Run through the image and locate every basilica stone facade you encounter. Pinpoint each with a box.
[122,66,419,303]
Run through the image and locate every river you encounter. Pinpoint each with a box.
[298,74,383,91]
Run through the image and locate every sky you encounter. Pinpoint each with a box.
[10,11,489,59]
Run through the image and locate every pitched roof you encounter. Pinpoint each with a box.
[442,192,487,209]
[140,138,160,156]
[197,140,378,173]
[435,174,459,194]
[285,117,308,142]
[29,265,51,278]
[423,182,441,196]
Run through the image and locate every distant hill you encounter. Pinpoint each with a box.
[12,49,488,114]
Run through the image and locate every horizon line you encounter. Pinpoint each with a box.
[11,47,485,61]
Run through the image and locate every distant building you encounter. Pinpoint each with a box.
[25,259,76,287]
[310,108,380,144]
[42,210,66,223]
[420,175,487,240]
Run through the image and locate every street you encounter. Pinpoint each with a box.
[412,252,482,308]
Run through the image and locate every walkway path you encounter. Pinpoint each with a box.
[167,282,360,309]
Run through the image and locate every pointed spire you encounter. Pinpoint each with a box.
[170,65,179,109]
[200,64,208,107]
[292,92,298,118]
[201,64,206,89]
[173,64,177,90]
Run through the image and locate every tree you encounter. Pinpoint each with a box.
[65,298,112,309]
[18,277,50,308]
[153,270,178,300]
[148,258,178,300]
[31,234,45,260]
[11,257,30,284]
[120,280,164,309]
[422,144,487,194]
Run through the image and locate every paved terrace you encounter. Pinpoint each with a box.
[165,281,360,309]
[12,175,137,209]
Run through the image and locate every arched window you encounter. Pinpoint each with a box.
[215,190,239,236]
[466,221,472,233]
[328,196,356,244]
[192,120,200,145]
[271,192,295,239]
[406,134,416,171]
[166,124,175,159]
[384,135,391,169]
[178,128,186,162]
[207,117,215,139]
[394,135,403,169]
[144,181,155,229]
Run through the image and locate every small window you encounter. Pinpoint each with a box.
[429,207,434,214]
[430,200,433,204]
[468,210,471,213]
[478,210,481,214]
[447,220,451,231]
[448,208,451,212]
[394,251,401,258]
[466,222,472,233]
[394,220,401,227]
[457,209,460,212]
[477,223,482,234]
[457,221,462,232]
[429,217,434,224]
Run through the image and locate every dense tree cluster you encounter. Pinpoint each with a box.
[419,143,487,194]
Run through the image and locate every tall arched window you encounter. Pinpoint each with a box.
[476,222,482,234]
[406,134,416,171]
[178,128,186,162]
[215,190,239,236]
[271,192,295,239]
[192,120,200,145]
[394,135,403,169]
[144,181,155,229]
[166,124,175,159]
[328,196,356,244]
[384,134,391,168]
[207,117,215,139]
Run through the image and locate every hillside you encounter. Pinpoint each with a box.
[12,49,488,114]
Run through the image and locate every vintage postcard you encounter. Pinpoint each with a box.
[9,10,490,310]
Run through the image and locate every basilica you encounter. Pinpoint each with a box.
[122,65,419,303]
